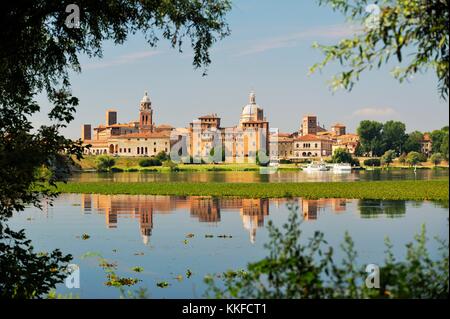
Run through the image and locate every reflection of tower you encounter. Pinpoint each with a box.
[190,197,221,223]
[139,207,153,245]
[301,199,318,221]
[81,194,92,213]
[240,199,269,244]
[331,199,347,212]
[105,207,117,228]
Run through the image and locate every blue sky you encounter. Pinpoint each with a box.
[35,0,448,139]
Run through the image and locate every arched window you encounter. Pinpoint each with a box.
[137,147,140,154]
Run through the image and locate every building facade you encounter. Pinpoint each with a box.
[82,92,173,156]
[81,91,362,162]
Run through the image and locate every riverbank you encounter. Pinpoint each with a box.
[73,155,449,172]
[53,180,449,201]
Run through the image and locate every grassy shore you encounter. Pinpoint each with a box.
[54,180,449,201]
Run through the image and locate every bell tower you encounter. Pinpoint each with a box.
[139,91,153,131]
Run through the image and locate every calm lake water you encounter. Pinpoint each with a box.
[70,168,449,183]
[9,194,449,298]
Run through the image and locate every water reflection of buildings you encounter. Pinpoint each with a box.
[80,195,355,245]
[272,198,348,221]
[81,195,271,244]
[189,197,269,243]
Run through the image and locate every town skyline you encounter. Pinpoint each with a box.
[32,0,448,140]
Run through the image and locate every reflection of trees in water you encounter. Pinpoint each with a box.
[358,199,406,218]
[432,200,449,209]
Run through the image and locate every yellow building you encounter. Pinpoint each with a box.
[187,91,270,163]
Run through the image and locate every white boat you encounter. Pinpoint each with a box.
[268,159,280,167]
[332,163,352,173]
[304,161,329,172]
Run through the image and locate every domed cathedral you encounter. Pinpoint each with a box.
[237,91,270,159]
[239,91,265,124]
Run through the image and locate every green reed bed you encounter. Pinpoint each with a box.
[54,180,449,201]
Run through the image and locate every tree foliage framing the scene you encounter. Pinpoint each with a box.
[310,0,449,100]
[0,0,231,298]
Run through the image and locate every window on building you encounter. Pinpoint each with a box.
[128,148,131,153]
[154,148,156,153]
[137,147,140,154]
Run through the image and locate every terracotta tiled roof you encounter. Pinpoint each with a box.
[157,124,175,129]
[295,134,331,142]
[116,131,170,139]
[241,120,267,124]
[337,134,359,139]
[82,140,108,146]
[332,123,346,127]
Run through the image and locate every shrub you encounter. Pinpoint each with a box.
[139,158,162,167]
[430,153,443,166]
[162,160,179,171]
[155,151,169,162]
[95,155,115,172]
[381,150,396,167]
[204,204,449,299]
[363,158,381,167]
[398,153,407,164]
[110,167,124,172]
[406,151,425,166]
[331,148,360,166]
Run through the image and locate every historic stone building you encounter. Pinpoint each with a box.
[187,91,270,163]
[81,90,361,162]
[81,92,173,156]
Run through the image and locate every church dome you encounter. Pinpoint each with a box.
[241,91,262,121]
[141,91,151,103]
[242,104,259,116]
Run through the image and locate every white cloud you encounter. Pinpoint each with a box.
[84,50,161,70]
[235,24,360,57]
[352,107,397,117]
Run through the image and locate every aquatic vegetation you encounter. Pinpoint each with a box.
[80,251,102,259]
[131,266,144,273]
[54,180,449,201]
[81,233,90,240]
[156,281,170,288]
[47,290,80,299]
[183,239,189,245]
[133,252,145,256]
[186,269,193,278]
[99,261,117,269]
[186,233,195,238]
[205,234,214,238]
[217,234,233,239]
[105,274,141,287]
[174,275,183,282]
